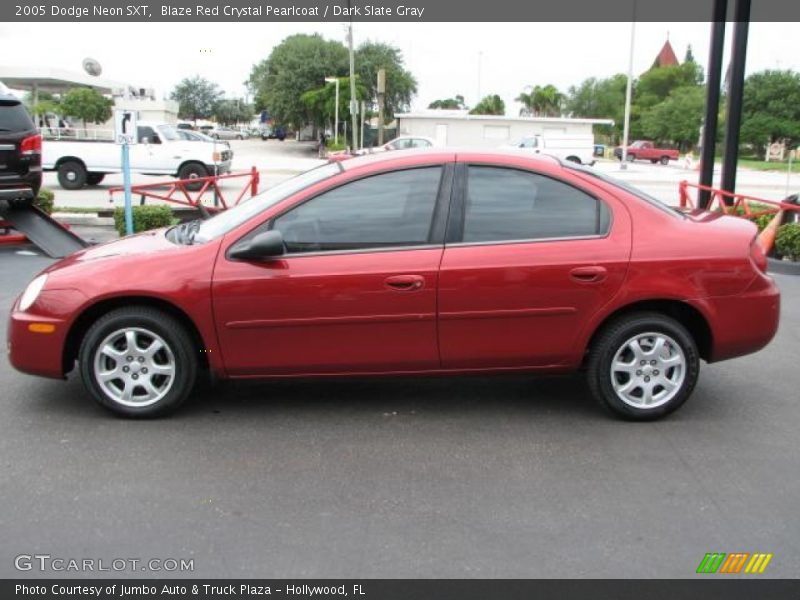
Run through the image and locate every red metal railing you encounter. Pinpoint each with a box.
[679,180,800,253]
[108,166,260,212]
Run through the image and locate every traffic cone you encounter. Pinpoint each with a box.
[757,210,784,255]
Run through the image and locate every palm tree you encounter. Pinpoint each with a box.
[517,85,565,117]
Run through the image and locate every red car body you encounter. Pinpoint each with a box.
[615,141,681,164]
[7,150,780,417]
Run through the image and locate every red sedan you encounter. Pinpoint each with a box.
[7,150,780,419]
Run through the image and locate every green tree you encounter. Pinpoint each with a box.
[60,87,113,129]
[566,74,627,143]
[428,95,466,110]
[741,69,800,156]
[300,76,367,132]
[213,98,254,126]
[248,34,348,129]
[470,94,505,116]
[355,41,417,120]
[635,62,703,111]
[516,85,564,117]
[640,85,705,149]
[170,76,223,123]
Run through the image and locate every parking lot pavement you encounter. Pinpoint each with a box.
[1,249,799,579]
[593,159,799,205]
[45,139,325,210]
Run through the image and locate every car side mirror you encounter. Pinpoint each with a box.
[229,230,285,260]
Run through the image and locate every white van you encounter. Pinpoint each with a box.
[511,134,595,166]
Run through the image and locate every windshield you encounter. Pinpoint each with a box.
[156,125,181,141]
[194,162,342,243]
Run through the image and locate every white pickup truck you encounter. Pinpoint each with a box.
[41,122,233,190]
[509,134,595,166]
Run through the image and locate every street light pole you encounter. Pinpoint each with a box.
[325,77,339,145]
[620,5,637,170]
[347,19,358,151]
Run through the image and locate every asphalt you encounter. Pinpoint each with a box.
[0,246,799,579]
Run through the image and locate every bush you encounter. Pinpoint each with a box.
[113,205,177,237]
[34,188,54,214]
[775,223,800,261]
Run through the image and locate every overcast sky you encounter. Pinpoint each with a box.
[1,21,798,113]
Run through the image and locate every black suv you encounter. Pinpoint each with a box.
[0,92,41,205]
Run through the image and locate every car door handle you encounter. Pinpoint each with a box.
[384,275,425,291]
[570,266,607,283]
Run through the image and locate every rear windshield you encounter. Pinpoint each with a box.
[0,100,35,132]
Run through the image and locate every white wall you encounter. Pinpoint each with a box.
[397,117,596,148]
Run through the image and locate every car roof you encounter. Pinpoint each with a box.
[339,147,562,171]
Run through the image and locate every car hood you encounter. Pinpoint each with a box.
[45,228,175,271]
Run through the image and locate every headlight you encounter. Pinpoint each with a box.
[19,274,48,311]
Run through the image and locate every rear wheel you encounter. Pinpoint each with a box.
[587,312,699,421]
[87,173,105,185]
[177,162,209,192]
[57,160,87,190]
[79,307,198,418]
[660,156,670,165]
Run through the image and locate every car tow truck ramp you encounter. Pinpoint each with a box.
[0,197,88,258]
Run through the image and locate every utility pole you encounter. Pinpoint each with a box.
[347,7,357,151]
[620,4,636,170]
[377,68,386,145]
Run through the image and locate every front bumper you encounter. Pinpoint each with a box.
[7,309,68,379]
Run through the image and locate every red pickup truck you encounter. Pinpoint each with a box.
[614,140,680,165]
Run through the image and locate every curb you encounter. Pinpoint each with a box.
[768,256,800,276]
[52,212,114,226]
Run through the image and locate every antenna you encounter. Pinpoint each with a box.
[82,58,102,77]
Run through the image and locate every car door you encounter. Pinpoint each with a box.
[437,162,631,369]
[130,125,169,172]
[212,164,454,376]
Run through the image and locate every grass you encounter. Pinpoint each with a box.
[53,206,118,214]
[720,158,798,172]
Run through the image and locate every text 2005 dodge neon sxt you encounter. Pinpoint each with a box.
[8,150,780,419]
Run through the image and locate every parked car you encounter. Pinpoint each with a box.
[261,125,287,141]
[614,140,680,164]
[208,126,245,141]
[41,122,232,190]
[358,135,437,155]
[8,150,779,420]
[0,92,42,206]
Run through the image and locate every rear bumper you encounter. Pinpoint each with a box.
[706,275,781,362]
[0,187,34,201]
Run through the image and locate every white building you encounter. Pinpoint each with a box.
[395,110,613,147]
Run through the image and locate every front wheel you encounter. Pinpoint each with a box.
[587,312,699,420]
[79,307,198,418]
[626,153,636,162]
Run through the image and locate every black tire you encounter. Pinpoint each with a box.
[177,162,209,192]
[660,156,670,165]
[236,135,243,140]
[78,307,198,418]
[57,160,87,190]
[86,173,105,185]
[586,312,699,421]
[626,153,636,163]
[650,159,658,164]
[565,156,581,164]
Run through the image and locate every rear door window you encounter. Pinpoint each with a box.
[0,101,35,132]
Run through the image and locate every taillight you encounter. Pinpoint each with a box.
[20,134,42,155]
[751,238,768,273]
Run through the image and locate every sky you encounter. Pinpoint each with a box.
[1,21,799,114]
